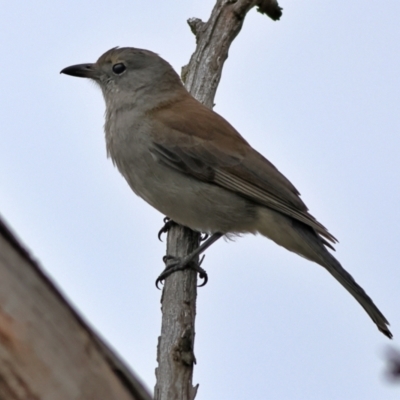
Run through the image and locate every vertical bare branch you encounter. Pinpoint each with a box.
[155,227,200,400]
[154,1,282,399]
[183,0,282,107]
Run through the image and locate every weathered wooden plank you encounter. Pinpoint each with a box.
[0,216,152,400]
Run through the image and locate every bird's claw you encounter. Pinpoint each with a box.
[155,254,208,289]
[158,217,175,241]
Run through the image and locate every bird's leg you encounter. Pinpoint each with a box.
[156,232,223,289]
[157,217,176,241]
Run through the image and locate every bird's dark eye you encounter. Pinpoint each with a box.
[112,63,126,74]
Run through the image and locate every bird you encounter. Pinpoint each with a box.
[61,47,392,338]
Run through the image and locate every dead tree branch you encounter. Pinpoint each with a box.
[154,1,282,399]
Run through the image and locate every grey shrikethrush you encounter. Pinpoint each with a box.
[61,47,392,338]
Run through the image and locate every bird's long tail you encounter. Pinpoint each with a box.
[295,221,392,338]
[257,208,392,338]
[317,247,391,338]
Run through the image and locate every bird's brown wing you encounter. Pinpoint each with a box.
[148,95,337,245]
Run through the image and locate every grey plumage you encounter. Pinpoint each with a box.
[61,47,392,338]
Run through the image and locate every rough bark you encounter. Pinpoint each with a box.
[155,227,200,400]
[154,1,282,399]
[182,0,282,108]
[0,216,152,400]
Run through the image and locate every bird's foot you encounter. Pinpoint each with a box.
[158,217,209,243]
[155,254,207,289]
[158,217,176,241]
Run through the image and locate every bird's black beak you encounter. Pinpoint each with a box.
[60,63,98,79]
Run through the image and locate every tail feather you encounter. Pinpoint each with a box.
[256,207,392,338]
[297,223,392,339]
[320,251,392,338]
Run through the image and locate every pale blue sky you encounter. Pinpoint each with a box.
[1,1,399,399]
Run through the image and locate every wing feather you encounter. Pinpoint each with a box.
[148,95,337,245]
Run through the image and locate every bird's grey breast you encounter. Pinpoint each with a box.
[104,104,168,205]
